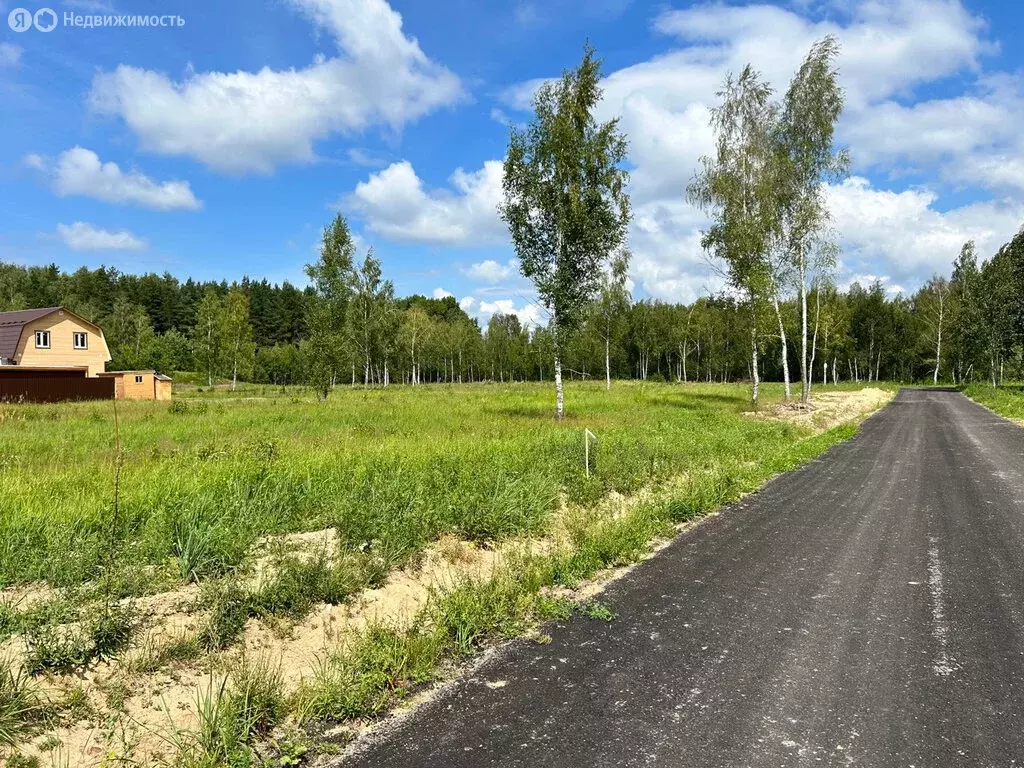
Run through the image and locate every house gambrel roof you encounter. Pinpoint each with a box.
[0,307,64,360]
[0,306,109,363]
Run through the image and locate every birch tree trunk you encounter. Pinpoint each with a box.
[770,293,791,400]
[554,351,565,420]
[799,256,809,403]
[750,298,760,407]
[206,320,213,388]
[553,310,565,420]
[605,336,611,391]
[808,288,820,398]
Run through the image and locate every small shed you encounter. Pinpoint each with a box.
[97,371,173,401]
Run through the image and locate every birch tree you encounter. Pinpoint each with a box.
[105,297,156,371]
[501,45,630,419]
[192,291,225,387]
[776,36,849,403]
[688,66,776,407]
[347,251,395,386]
[222,288,255,391]
[305,214,356,399]
[401,306,431,385]
[948,241,984,384]
[595,250,631,390]
[920,276,950,384]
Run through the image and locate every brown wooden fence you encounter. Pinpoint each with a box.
[0,374,114,403]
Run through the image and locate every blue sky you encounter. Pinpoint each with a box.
[1,0,1022,326]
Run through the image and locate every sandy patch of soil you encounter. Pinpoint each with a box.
[746,387,893,431]
[3,535,513,768]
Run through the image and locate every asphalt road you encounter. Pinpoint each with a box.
[344,390,1024,767]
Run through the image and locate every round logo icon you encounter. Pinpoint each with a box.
[34,7,57,32]
[7,7,33,32]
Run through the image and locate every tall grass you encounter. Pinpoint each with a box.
[0,382,813,590]
[167,657,285,768]
[964,383,1024,419]
[0,659,46,749]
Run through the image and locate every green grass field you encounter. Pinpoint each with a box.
[964,383,1024,419]
[1,380,829,591]
[0,381,882,765]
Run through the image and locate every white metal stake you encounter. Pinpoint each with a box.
[585,428,597,478]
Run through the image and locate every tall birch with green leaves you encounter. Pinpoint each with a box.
[688,66,776,407]
[776,36,849,403]
[500,45,630,420]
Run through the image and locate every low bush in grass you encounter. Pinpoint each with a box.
[170,657,286,768]
[22,602,135,675]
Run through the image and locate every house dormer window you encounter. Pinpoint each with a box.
[73,332,88,349]
[34,331,50,349]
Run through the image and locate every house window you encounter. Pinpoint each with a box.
[34,331,50,349]
[135,375,143,384]
[73,332,88,350]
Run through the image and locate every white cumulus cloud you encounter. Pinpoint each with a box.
[56,222,147,252]
[46,147,202,211]
[478,299,546,328]
[87,0,464,173]
[827,177,1024,282]
[465,259,516,283]
[349,160,506,246]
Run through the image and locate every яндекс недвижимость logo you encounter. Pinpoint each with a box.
[8,7,56,32]
[8,7,183,32]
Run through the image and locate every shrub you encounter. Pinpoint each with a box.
[198,580,251,652]
[88,602,135,661]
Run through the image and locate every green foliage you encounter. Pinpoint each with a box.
[501,44,630,418]
[431,569,548,656]
[295,623,441,723]
[0,660,47,749]
[171,658,285,768]
[304,214,357,399]
[22,602,134,674]
[191,288,256,390]
[249,550,361,620]
[172,508,251,583]
[127,633,201,675]
[104,297,156,371]
[501,45,630,334]
[579,601,616,622]
[964,384,1024,419]
[198,579,251,652]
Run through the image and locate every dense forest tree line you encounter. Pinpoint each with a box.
[2,226,1023,390]
[2,44,1022,398]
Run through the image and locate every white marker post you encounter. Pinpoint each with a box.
[585,428,597,478]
